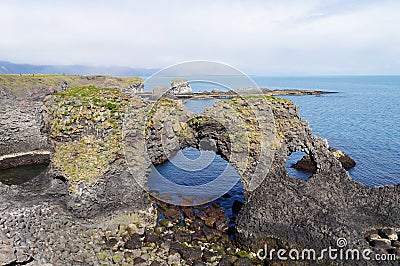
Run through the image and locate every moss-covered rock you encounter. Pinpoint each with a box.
[43,85,154,218]
[45,86,129,187]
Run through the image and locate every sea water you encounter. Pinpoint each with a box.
[149,75,400,204]
[254,76,400,186]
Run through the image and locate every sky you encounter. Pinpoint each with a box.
[1,0,399,75]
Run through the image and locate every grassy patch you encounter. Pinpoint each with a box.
[0,74,142,97]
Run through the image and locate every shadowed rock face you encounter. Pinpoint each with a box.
[235,106,400,264]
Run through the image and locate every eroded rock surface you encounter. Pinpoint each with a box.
[235,100,400,265]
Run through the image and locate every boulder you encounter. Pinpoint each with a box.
[291,154,316,172]
[170,79,192,94]
[329,147,356,169]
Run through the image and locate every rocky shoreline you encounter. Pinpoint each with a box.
[0,75,399,265]
[137,89,336,100]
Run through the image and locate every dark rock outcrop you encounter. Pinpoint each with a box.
[0,98,49,162]
[234,100,400,265]
[125,94,399,264]
[292,147,356,172]
[329,146,356,169]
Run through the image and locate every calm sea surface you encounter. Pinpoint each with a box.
[254,76,400,186]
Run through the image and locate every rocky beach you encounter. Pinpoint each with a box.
[0,74,399,265]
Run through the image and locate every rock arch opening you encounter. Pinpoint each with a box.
[148,146,244,208]
[147,146,245,239]
[287,151,314,180]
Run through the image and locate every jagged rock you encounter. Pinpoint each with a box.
[174,231,191,243]
[291,154,316,172]
[42,87,155,218]
[233,257,252,266]
[170,241,202,261]
[170,79,192,94]
[329,147,356,169]
[379,228,398,241]
[164,208,182,223]
[0,75,143,167]
[235,99,400,262]
[167,252,181,265]
[372,239,392,249]
[291,147,356,172]
[124,234,142,249]
[202,250,222,263]
[218,255,237,265]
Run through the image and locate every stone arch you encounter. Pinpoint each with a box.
[186,115,232,162]
[286,150,314,179]
[137,95,278,196]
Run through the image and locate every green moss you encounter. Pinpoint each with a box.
[104,102,117,110]
[112,255,122,263]
[55,85,119,98]
[53,134,120,186]
[48,86,129,138]
[93,98,101,105]
[47,86,131,188]
[98,252,107,260]
[190,117,206,127]
[236,250,251,259]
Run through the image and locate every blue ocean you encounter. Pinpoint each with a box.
[254,76,400,187]
[148,76,400,200]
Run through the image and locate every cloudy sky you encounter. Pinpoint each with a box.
[1,0,399,75]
